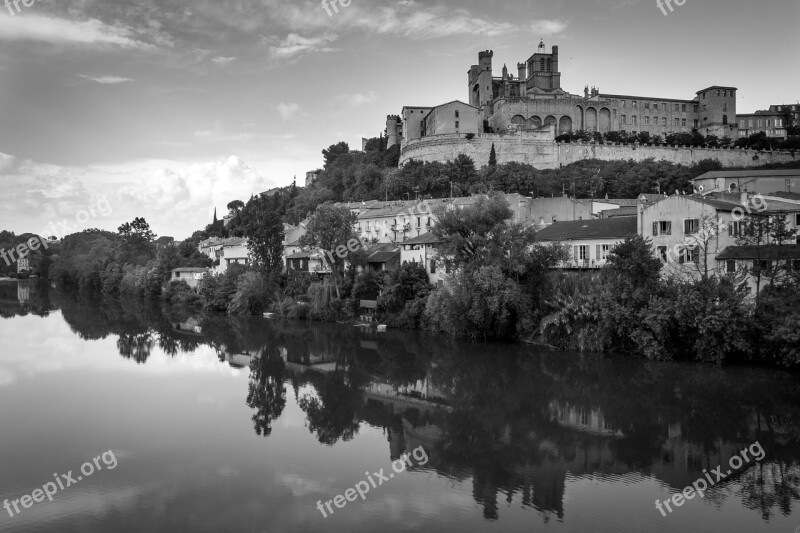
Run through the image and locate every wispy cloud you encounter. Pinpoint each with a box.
[275,102,306,121]
[267,33,337,59]
[79,75,134,84]
[530,20,569,36]
[337,91,378,107]
[0,14,155,49]
[211,56,236,65]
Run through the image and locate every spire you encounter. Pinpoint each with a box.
[213,208,218,224]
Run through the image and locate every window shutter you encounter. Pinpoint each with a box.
[684,219,690,234]
[574,246,579,262]
[652,222,658,236]
[596,245,601,261]
[665,221,672,235]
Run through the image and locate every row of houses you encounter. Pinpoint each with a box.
[174,168,800,293]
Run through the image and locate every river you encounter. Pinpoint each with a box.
[0,280,798,532]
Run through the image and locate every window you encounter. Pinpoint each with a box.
[455,121,459,128]
[682,118,687,127]
[632,115,638,125]
[729,221,745,236]
[645,102,650,109]
[652,221,672,236]
[682,104,687,112]
[693,119,699,128]
[739,119,745,128]
[723,102,728,112]
[657,246,668,262]
[776,119,783,127]
[632,101,637,108]
[417,217,421,228]
[674,118,680,127]
[574,245,588,262]
[754,260,772,271]
[684,219,699,234]
[726,260,736,273]
[644,116,650,125]
[679,246,699,264]
[796,214,800,226]
[748,119,754,127]
[716,90,720,96]
[653,103,659,111]
[598,244,611,261]
[621,100,626,107]
[430,259,437,273]
[674,103,679,111]
[455,110,460,118]
[621,114,626,124]
[662,117,667,126]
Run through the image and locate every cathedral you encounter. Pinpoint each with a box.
[387,41,738,148]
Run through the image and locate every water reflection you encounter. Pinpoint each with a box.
[2,281,799,529]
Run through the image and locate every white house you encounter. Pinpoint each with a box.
[399,232,446,286]
[534,217,638,268]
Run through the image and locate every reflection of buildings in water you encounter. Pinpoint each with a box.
[548,401,624,438]
[172,318,203,336]
[362,378,451,416]
[280,347,341,375]
[17,282,30,303]
[225,351,257,369]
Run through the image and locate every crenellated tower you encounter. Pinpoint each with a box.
[468,50,494,109]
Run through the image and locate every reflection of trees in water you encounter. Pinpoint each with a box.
[740,460,800,520]
[116,332,155,364]
[246,345,287,437]
[17,288,800,524]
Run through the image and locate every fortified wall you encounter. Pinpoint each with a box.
[399,133,798,169]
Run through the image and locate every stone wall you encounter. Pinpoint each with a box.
[399,133,798,169]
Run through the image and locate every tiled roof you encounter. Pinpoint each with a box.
[693,169,800,181]
[535,218,638,242]
[401,232,442,245]
[601,199,639,207]
[367,251,400,263]
[717,245,800,261]
[286,251,312,260]
[172,267,210,273]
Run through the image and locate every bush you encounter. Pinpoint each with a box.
[229,271,271,315]
[163,280,201,307]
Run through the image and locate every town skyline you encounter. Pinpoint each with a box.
[1,0,798,239]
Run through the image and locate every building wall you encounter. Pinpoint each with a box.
[693,176,800,195]
[400,242,445,286]
[424,102,481,137]
[539,237,624,268]
[216,243,251,275]
[400,134,799,169]
[529,197,593,225]
[402,107,433,143]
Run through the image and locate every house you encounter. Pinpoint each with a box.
[717,245,800,278]
[638,193,800,287]
[170,267,210,289]
[365,244,401,273]
[215,238,251,275]
[400,232,446,286]
[535,217,638,268]
[528,197,593,227]
[691,169,800,196]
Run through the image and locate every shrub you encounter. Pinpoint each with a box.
[229,271,271,315]
[164,280,201,307]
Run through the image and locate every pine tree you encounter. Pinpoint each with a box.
[488,143,497,167]
[213,208,218,225]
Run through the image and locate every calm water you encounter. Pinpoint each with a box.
[1,280,799,533]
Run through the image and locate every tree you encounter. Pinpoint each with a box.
[488,144,497,167]
[322,141,350,169]
[227,200,245,216]
[118,217,156,243]
[241,194,284,278]
[299,204,357,298]
[766,214,798,287]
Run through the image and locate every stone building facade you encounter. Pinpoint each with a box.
[387,42,741,148]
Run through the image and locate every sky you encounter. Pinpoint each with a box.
[0,0,798,239]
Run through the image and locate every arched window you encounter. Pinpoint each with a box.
[722,115,728,125]
[540,58,545,71]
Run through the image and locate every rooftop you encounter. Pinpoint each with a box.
[717,245,800,261]
[693,169,800,181]
[535,217,638,241]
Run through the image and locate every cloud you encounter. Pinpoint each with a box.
[337,91,378,107]
[211,56,236,65]
[0,154,276,240]
[267,33,337,59]
[0,14,154,49]
[529,20,569,36]
[275,102,305,121]
[79,75,134,84]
